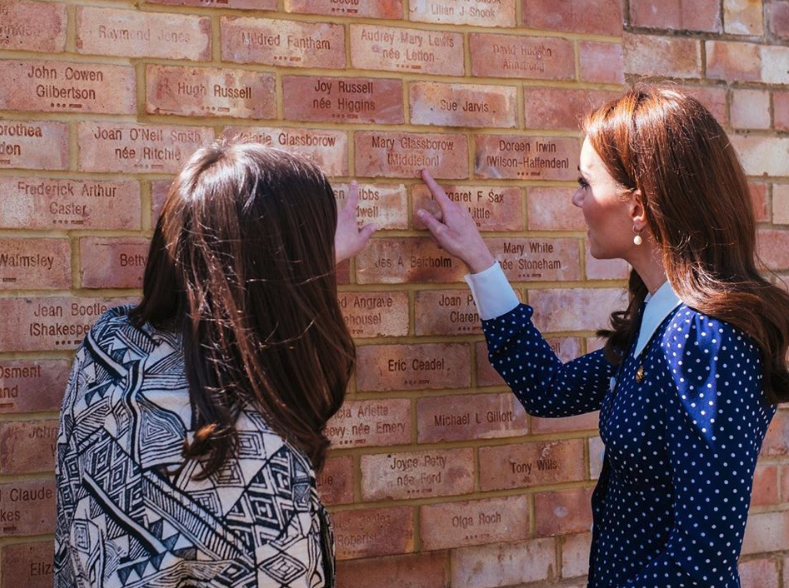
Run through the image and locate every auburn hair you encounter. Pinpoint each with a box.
[130,141,354,479]
[587,87,789,404]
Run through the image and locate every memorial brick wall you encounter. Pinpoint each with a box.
[0,0,788,586]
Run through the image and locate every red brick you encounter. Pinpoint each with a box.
[769,0,789,39]
[355,131,468,179]
[476,341,507,387]
[740,558,779,588]
[630,0,722,32]
[317,455,353,506]
[77,7,210,60]
[356,343,471,391]
[475,135,578,181]
[0,360,70,414]
[410,82,517,128]
[334,183,408,230]
[589,436,605,479]
[561,532,592,578]
[415,290,481,336]
[0,541,54,588]
[0,420,58,474]
[451,537,556,588]
[149,0,275,8]
[761,410,789,455]
[731,89,771,129]
[420,495,529,550]
[416,392,528,443]
[286,0,403,18]
[782,464,789,501]
[0,1,66,53]
[674,86,729,126]
[775,91,789,131]
[327,399,411,448]
[524,88,619,131]
[224,127,347,177]
[79,238,149,289]
[527,187,585,231]
[0,121,68,170]
[624,33,701,78]
[78,122,212,174]
[146,65,275,120]
[469,34,575,80]
[221,17,344,68]
[152,180,171,224]
[284,76,404,125]
[750,463,780,507]
[339,291,409,338]
[758,229,789,271]
[337,260,351,286]
[531,411,599,435]
[336,551,448,588]
[361,448,474,501]
[350,25,464,76]
[355,238,467,284]
[534,487,594,536]
[413,184,522,232]
[487,237,581,282]
[411,0,516,26]
[580,42,625,84]
[0,60,135,114]
[0,479,56,536]
[724,0,765,35]
[741,511,789,555]
[731,136,789,177]
[750,182,769,223]
[479,439,586,491]
[522,0,623,35]
[332,506,414,560]
[530,288,627,333]
[773,184,789,225]
[586,242,630,280]
[0,177,141,230]
[706,40,762,82]
[0,238,71,290]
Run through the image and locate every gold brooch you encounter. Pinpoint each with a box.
[635,365,645,383]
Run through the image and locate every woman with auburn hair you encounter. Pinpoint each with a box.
[54,142,375,588]
[418,87,789,587]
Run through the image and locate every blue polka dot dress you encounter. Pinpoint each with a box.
[482,300,775,587]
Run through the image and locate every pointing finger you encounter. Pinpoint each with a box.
[420,169,454,216]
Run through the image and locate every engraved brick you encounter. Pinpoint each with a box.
[775,91,789,131]
[750,464,779,507]
[0,60,135,114]
[317,455,353,506]
[740,559,780,588]
[284,76,404,125]
[741,511,789,555]
[731,89,771,130]
[224,127,347,177]
[416,392,528,443]
[706,40,761,82]
[531,411,599,435]
[0,360,70,414]
[624,34,701,79]
[451,537,556,588]
[589,436,604,479]
[0,177,141,231]
[410,82,517,128]
[530,288,627,333]
[534,487,594,536]
[360,448,474,501]
[522,0,623,35]
[337,260,350,286]
[586,242,629,280]
[527,187,584,231]
[0,541,54,588]
[731,136,789,177]
[338,291,409,338]
[414,290,481,336]
[476,337,580,388]
[0,238,71,290]
[413,184,522,231]
[221,17,344,69]
[630,0,722,32]
[355,238,467,284]
[0,479,56,536]
[147,65,275,120]
[326,399,411,448]
[0,297,118,352]
[148,0,276,9]
[0,121,68,170]
[724,0,765,35]
[356,343,471,391]
[410,0,516,27]
[0,420,58,474]
[152,180,171,224]
[78,122,213,174]
[487,237,581,282]
[475,135,578,181]
[479,439,586,491]
[350,25,464,76]
[79,237,149,289]
[751,182,769,223]
[332,506,414,560]
[524,88,618,131]
[562,532,592,578]
[476,341,506,387]
[678,85,729,126]
[336,551,448,588]
[773,184,789,225]
[579,42,625,84]
[355,131,468,179]
[0,1,66,53]
[286,0,403,18]
[420,495,528,550]
[334,183,408,230]
[469,34,575,80]
[77,7,210,61]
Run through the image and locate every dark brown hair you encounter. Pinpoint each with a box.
[130,141,354,479]
[586,87,789,404]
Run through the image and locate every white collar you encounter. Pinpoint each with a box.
[634,280,682,358]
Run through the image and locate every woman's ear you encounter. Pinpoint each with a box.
[628,190,647,232]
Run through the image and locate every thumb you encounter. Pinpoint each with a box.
[358,223,377,244]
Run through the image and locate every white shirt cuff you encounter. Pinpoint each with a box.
[464,262,520,320]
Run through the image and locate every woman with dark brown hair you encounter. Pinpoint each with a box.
[54,142,375,588]
[418,87,789,587]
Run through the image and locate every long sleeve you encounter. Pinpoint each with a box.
[622,312,775,587]
[482,304,615,417]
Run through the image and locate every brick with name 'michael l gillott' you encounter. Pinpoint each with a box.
[0,359,70,414]
[0,121,68,170]
[417,392,528,443]
[475,135,579,181]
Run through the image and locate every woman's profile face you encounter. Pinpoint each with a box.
[572,136,636,261]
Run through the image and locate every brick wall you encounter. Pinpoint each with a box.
[0,0,787,586]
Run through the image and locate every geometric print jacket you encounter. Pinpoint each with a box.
[55,305,334,588]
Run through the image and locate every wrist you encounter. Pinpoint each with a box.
[466,251,496,274]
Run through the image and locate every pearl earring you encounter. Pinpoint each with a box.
[633,227,643,246]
